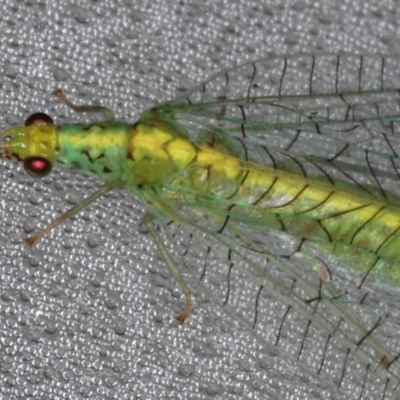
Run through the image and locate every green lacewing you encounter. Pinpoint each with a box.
[2,54,400,398]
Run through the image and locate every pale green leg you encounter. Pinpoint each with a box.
[26,177,126,246]
[143,213,192,323]
[52,88,115,121]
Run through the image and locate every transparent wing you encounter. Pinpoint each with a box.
[147,54,400,398]
[168,54,400,200]
[150,205,400,399]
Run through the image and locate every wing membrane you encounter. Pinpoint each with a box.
[146,54,400,398]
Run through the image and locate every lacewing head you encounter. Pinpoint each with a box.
[0,112,56,177]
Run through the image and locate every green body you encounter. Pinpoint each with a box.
[51,108,400,285]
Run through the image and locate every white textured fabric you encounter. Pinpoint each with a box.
[1,1,399,399]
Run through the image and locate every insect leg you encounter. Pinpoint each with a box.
[26,178,126,246]
[143,213,192,323]
[52,88,115,122]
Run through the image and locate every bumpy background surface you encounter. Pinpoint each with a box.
[1,1,400,399]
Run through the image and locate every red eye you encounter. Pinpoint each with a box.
[23,157,53,178]
[25,112,54,126]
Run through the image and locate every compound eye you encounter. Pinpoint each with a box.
[23,157,53,178]
[25,112,54,126]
